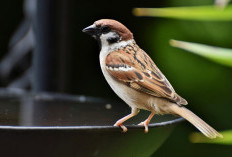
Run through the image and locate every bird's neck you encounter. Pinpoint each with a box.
[99,39,135,68]
[101,39,134,54]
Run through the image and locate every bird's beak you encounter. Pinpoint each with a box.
[82,24,98,36]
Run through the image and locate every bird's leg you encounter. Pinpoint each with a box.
[114,108,140,132]
[138,112,155,133]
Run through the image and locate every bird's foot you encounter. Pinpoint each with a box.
[138,121,149,133]
[114,123,128,133]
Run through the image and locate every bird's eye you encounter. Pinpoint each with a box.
[101,25,111,34]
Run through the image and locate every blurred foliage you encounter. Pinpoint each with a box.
[215,0,231,8]
[170,39,232,67]
[190,130,232,145]
[135,0,232,156]
[134,5,232,21]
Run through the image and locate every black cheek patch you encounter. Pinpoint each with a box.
[107,36,120,44]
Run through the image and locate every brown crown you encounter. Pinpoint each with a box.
[94,19,133,41]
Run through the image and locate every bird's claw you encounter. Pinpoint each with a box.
[114,123,128,133]
[138,121,149,133]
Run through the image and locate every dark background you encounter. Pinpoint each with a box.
[0,0,231,156]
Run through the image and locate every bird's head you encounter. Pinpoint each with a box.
[82,19,133,48]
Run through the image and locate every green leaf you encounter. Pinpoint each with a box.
[170,40,232,67]
[215,0,231,9]
[190,130,232,145]
[133,5,232,21]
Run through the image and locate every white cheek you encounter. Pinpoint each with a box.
[100,32,117,47]
[100,32,134,52]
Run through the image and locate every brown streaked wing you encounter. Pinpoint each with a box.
[105,46,188,105]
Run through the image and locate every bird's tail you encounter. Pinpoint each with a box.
[169,104,222,139]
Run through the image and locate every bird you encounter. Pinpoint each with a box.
[82,19,222,138]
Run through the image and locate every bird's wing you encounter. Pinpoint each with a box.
[105,45,187,105]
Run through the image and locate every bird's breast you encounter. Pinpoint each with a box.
[99,43,169,113]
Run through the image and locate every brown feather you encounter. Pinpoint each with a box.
[105,41,188,105]
[169,104,222,138]
[94,19,133,41]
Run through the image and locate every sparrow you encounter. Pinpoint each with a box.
[82,19,222,138]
